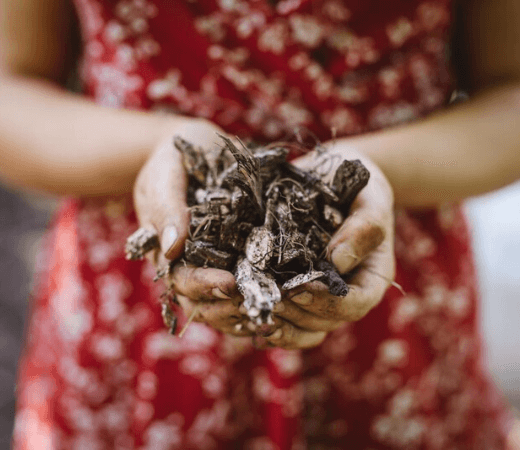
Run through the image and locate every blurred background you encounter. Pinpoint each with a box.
[0,180,519,445]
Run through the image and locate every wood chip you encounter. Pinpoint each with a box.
[126,135,370,328]
[282,271,326,291]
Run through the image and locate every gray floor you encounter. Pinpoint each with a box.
[0,184,54,447]
[0,182,518,446]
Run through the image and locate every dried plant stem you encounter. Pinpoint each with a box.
[178,306,200,338]
[363,267,406,295]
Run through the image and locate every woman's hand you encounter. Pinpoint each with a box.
[263,144,396,350]
[133,117,251,337]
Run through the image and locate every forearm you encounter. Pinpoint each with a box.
[334,83,520,207]
[0,75,183,196]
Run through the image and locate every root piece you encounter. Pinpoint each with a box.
[185,240,235,270]
[125,228,159,260]
[178,306,200,338]
[316,260,350,297]
[235,258,281,324]
[282,271,326,291]
[161,300,178,335]
[305,225,330,255]
[127,135,371,337]
[332,159,370,207]
[323,205,344,230]
[154,262,173,282]
[284,163,339,203]
[219,217,253,252]
[219,134,263,211]
[245,226,276,271]
[254,147,289,169]
[173,136,209,185]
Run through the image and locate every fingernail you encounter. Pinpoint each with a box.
[291,291,313,305]
[246,321,257,332]
[212,287,232,300]
[272,302,285,313]
[234,323,243,332]
[267,328,283,340]
[239,304,247,314]
[161,225,178,255]
[330,243,358,274]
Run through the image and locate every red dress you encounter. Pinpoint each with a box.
[13,0,513,449]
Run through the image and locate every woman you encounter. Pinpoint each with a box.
[2,0,519,448]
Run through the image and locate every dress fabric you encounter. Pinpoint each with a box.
[12,0,513,449]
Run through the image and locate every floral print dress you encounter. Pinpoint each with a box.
[13,0,513,449]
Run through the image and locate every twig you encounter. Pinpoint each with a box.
[363,267,406,295]
[178,306,200,338]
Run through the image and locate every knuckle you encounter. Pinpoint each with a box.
[320,295,345,320]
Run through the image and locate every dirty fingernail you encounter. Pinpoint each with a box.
[272,302,285,313]
[330,243,358,274]
[161,225,178,256]
[267,327,283,340]
[291,291,313,305]
[212,287,232,300]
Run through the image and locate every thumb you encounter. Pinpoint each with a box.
[153,153,190,261]
[134,139,190,261]
[157,199,190,260]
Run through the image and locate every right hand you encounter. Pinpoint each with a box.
[133,117,251,337]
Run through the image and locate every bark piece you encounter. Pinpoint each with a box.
[219,135,263,212]
[127,135,371,333]
[161,300,178,335]
[125,228,159,260]
[316,260,350,297]
[174,136,209,185]
[332,159,370,208]
[235,258,281,324]
[185,240,235,270]
[282,271,326,291]
[284,163,339,203]
[245,226,276,271]
[323,205,344,230]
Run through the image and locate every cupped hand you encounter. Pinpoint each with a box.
[263,144,396,350]
[133,117,252,336]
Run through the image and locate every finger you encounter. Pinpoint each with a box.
[273,299,343,332]
[264,322,327,350]
[171,263,239,302]
[339,240,395,321]
[134,139,190,261]
[176,295,252,337]
[327,198,386,274]
[145,246,170,275]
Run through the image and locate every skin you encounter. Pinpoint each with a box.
[2,0,520,443]
[1,0,520,350]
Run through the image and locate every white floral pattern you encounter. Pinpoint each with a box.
[13,1,513,449]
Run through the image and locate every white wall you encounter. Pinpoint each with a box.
[465,181,520,408]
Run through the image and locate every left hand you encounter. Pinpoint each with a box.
[262,143,396,350]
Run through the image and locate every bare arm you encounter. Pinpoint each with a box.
[332,0,520,207]
[0,0,183,196]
